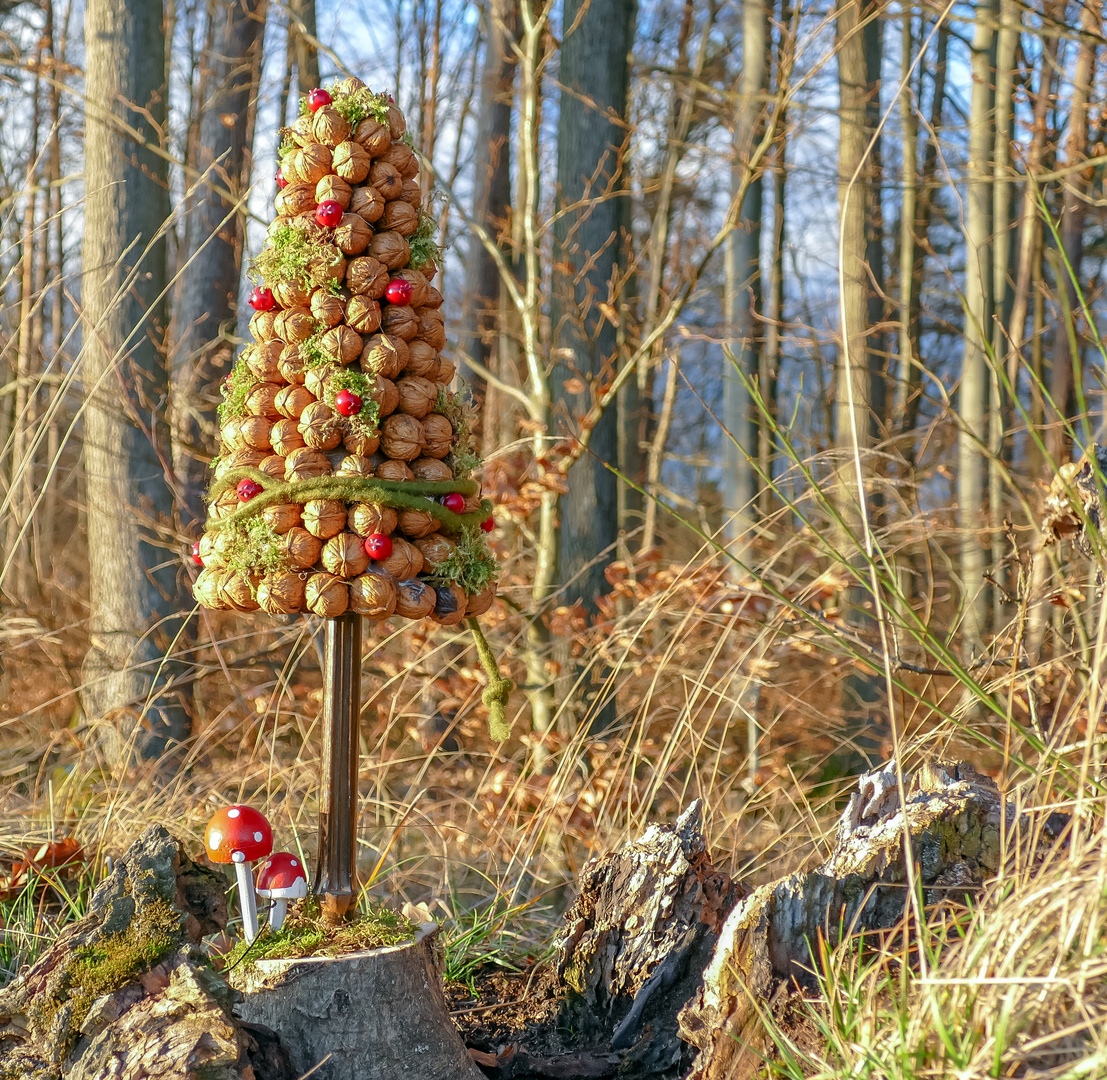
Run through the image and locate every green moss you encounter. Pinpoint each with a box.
[430,527,499,595]
[217,360,261,424]
[220,518,290,577]
[408,211,441,271]
[250,224,341,290]
[401,131,415,149]
[300,330,333,368]
[448,445,483,482]
[225,898,415,972]
[436,388,480,478]
[329,85,392,128]
[324,368,382,442]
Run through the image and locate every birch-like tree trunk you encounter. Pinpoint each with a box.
[958,0,996,650]
[172,0,267,532]
[289,0,318,95]
[82,0,190,761]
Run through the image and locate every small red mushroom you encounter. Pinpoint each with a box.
[256,851,309,932]
[204,805,272,943]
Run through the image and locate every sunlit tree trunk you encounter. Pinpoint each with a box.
[83,0,189,761]
[289,0,318,94]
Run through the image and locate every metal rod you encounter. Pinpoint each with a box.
[314,610,362,922]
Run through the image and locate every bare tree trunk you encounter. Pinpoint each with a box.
[289,0,318,95]
[171,0,267,533]
[894,8,917,442]
[958,0,996,651]
[82,0,190,762]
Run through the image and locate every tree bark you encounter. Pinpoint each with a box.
[82,0,191,760]
[289,0,318,95]
[171,0,267,533]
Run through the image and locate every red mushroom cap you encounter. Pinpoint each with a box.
[204,805,273,864]
[256,851,309,898]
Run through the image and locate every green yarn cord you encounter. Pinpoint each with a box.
[207,467,491,531]
[467,617,512,741]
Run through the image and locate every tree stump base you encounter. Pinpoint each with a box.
[228,922,483,1080]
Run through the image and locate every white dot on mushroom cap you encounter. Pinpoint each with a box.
[254,831,263,842]
[290,859,298,867]
[264,860,272,870]
[232,851,244,862]
[228,807,241,818]
[208,831,222,849]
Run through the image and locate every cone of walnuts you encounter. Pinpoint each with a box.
[192,80,498,627]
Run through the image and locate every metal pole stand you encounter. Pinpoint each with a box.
[314,610,361,924]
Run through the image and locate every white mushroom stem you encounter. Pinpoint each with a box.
[235,861,260,942]
[268,897,290,932]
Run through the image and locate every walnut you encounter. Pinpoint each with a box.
[261,503,303,534]
[349,185,385,224]
[284,446,332,481]
[258,454,286,479]
[423,285,444,309]
[335,454,375,478]
[396,376,438,420]
[404,340,439,378]
[275,181,316,217]
[258,570,307,615]
[306,572,349,616]
[434,357,456,384]
[216,447,266,475]
[414,308,446,350]
[282,526,323,568]
[244,383,282,420]
[410,457,453,482]
[397,508,439,539]
[380,537,424,580]
[246,340,284,381]
[311,105,351,147]
[370,377,400,418]
[399,179,423,209]
[320,324,362,365]
[275,307,316,344]
[234,416,273,451]
[374,458,413,482]
[349,568,398,619]
[334,213,372,256]
[299,400,342,450]
[348,503,398,537]
[332,140,372,184]
[343,428,381,456]
[380,413,424,460]
[302,499,348,539]
[297,142,334,183]
[316,173,352,209]
[392,270,430,308]
[310,288,345,328]
[275,384,315,420]
[322,531,370,579]
[419,258,438,283]
[249,310,278,342]
[386,105,407,141]
[273,279,312,308]
[306,243,346,285]
[394,578,435,620]
[345,294,382,334]
[208,488,242,520]
[346,255,390,298]
[367,231,411,271]
[352,117,391,156]
[430,583,468,626]
[220,569,261,612]
[196,534,226,571]
[290,112,315,146]
[380,304,418,342]
[360,333,408,378]
[304,363,341,402]
[193,568,229,610]
[334,75,366,95]
[465,583,497,617]
[414,534,455,571]
[421,413,454,459]
[381,200,418,236]
[382,143,419,180]
[369,160,403,201]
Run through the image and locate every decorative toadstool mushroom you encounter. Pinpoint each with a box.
[256,851,309,932]
[205,804,273,943]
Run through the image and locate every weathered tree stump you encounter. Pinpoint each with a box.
[0,825,293,1080]
[229,922,484,1080]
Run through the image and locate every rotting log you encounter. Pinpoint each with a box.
[229,922,485,1080]
[678,761,1014,1080]
[0,825,292,1080]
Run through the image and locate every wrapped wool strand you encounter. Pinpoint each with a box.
[334,214,372,256]
[275,384,315,420]
[249,310,279,342]
[346,256,389,299]
[392,270,430,308]
[394,578,435,620]
[405,340,439,379]
[361,334,408,379]
[430,583,468,627]
[386,104,407,140]
[349,186,385,225]
[378,536,423,579]
[343,428,381,456]
[302,498,347,539]
[258,454,286,479]
[243,383,282,420]
[349,568,397,619]
[295,142,333,184]
[368,161,402,201]
[332,140,372,184]
[258,571,307,615]
[220,570,261,612]
[322,531,370,579]
[421,413,454,459]
[397,508,439,539]
[335,454,375,478]
[216,448,266,476]
[367,231,411,271]
[399,179,423,209]
[465,583,496,617]
[380,413,423,460]
[299,400,342,451]
[414,534,455,572]
[381,200,418,236]
[275,182,316,217]
[411,457,453,482]
[316,174,352,210]
[247,340,284,381]
[352,117,391,156]
[415,309,447,351]
[284,446,332,481]
[262,503,302,534]
[380,304,418,342]
[274,307,316,344]
[396,376,437,419]
[310,288,345,328]
[282,526,323,569]
[348,503,397,537]
[312,105,351,148]
[434,357,456,385]
[345,295,382,334]
[374,458,413,482]
[320,324,362,366]
[305,572,349,617]
[272,279,312,308]
[368,376,400,418]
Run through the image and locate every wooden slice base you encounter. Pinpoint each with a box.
[228,923,481,1080]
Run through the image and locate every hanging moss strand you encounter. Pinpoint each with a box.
[467,617,513,741]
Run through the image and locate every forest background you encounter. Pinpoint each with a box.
[1,0,1106,1073]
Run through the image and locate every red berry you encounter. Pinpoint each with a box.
[385,279,413,305]
[249,287,275,311]
[364,533,393,561]
[335,389,362,416]
[275,167,288,189]
[443,493,465,514]
[315,200,342,228]
[308,88,332,112]
[480,516,495,533]
[191,540,204,567]
[236,478,262,502]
